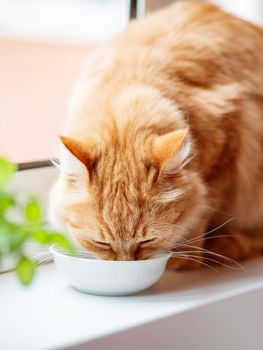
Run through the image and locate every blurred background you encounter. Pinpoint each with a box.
[0,0,262,164]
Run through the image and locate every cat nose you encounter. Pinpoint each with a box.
[116,251,135,261]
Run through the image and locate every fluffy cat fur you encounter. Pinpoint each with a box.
[49,1,263,269]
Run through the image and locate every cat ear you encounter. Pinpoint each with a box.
[151,128,190,173]
[59,135,96,174]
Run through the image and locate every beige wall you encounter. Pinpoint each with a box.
[0,40,91,163]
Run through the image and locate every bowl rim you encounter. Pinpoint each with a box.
[49,244,172,264]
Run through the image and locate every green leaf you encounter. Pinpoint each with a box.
[16,256,35,286]
[0,191,15,214]
[24,199,42,223]
[50,233,76,255]
[31,229,76,255]
[9,225,29,252]
[0,223,10,256]
[31,229,53,244]
[0,158,17,189]
[0,221,29,257]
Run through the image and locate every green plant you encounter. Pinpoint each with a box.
[0,157,75,285]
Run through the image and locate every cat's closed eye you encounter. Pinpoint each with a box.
[139,238,157,247]
[92,240,112,250]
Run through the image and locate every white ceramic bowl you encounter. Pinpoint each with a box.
[50,245,171,296]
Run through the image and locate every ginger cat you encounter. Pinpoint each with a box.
[49,1,263,269]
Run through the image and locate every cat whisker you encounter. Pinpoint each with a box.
[205,205,235,218]
[170,216,236,249]
[49,158,60,168]
[36,256,53,266]
[172,243,247,272]
[179,233,238,247]
[171,250,243,271]
[171,252,220,273]
[28,252,50,260]
[203,217,236,236]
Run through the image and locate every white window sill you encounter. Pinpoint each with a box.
[1,258,263,350]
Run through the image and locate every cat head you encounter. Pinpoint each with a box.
[49,125,207,261]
